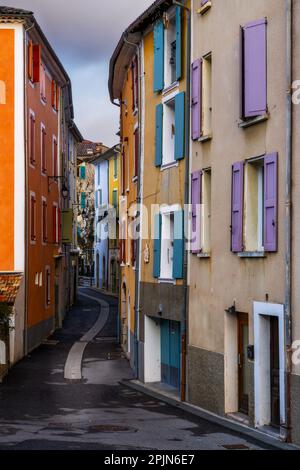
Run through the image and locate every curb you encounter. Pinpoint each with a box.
[121,379,298,451]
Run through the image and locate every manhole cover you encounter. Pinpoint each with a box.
[222,444,250,450]
[88,425,136,433]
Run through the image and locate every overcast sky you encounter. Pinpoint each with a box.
[3,0,153,145]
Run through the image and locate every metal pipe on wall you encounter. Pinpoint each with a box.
[284,0,292,443]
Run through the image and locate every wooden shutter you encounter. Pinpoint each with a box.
[243,19,267,118]
[153,213,162,278]
[191,59,202,140]
[173,210,184,279]
[28,40,33,81]
[231,162,244,252]
[134,128,139,177]
[53,138,58,177]
[53,205,58,244]
[42,200,48,243]
[264,153,278,252]
[30,195,36,241]
[153,21,164,92]
[33,45,41,83]
[175,6,182,81]
[155,104,163,167]
[41,127,46,174]
[29,113,35,164]
[175,91,185,160]
[191,171,202,254]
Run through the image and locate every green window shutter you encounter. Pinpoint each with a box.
[112,190,118,208]
[175,91,185,160]
[155,103,163,167]
[153,21,164,92]
[114,155,118,179]
[153,213,162,278]
[80,165,86,179]
[81,192,86,209]
[173,210,184,279]
[175,6,182,81]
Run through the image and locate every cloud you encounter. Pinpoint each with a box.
[2,0,154,144]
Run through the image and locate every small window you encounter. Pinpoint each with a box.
[30,193,36,242]
[53,136,58,177]
[113,155,118,179]
[112,189,118,209]
[201,169,211,253]
[202,53,212,138]
[45,266,51,307]
[98,189,102,206]
[97,164,101,185]
[162,98,175,166]
[42,198,48,243]
[244,159,265,252]
[29,111,36,165]
[41,124,47,174]
[81,192,86,209]
[164,11,177,88]
[51,80,59,111]
[160,212,174,279]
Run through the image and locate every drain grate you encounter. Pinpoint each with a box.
[88,424,136,433]
[222,444,250,450]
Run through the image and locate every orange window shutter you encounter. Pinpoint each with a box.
[28,41,33,80]
[32,45,41,83]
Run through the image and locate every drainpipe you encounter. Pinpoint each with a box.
[173,0,191,402]
[284,0,292,443]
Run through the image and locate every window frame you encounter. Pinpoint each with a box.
[30,191,37,244]
[29,109,36,167]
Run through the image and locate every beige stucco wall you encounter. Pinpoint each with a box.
[189,0,286,354]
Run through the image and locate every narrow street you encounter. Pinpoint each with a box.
[0,290,270,451]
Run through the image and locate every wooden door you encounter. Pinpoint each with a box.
[270,316,280,427]
[238,313,249,414]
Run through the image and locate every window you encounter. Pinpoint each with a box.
[240,19,267,120]
[42,198,48,244]
[52,203,59,244]
[31,44,41,83]
[120,219,126,265]
[134,128,139,177]
[45,266,51,307]
[51,80,59,111]
[191,53,212,140]
[131,55,139,111]
[153,209,184,280]
[29,110,36,165]
[113,155,118,179]
[155,92,185,167]
[30,192,36,243]
[153,6,182,93]
[231,153,278,254]
[81,192,86,209]
[98,189,102,206]
[41,124,46,174]
[121,149,126,195]
[53,136,58,177]
[112,189,118,210]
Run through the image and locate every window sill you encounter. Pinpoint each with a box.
[162,82,179,96]
[158,278,176,285]
[238,251,266,258]
[160,162,179,172]
[198,134,212,143]
[197,1,212,15]
[238,114,269,129]
[197,252,211,259]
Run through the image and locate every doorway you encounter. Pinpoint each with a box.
[161,320,181,390]
[238,313,249,415]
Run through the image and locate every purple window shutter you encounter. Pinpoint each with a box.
[231,162,244,252]
[191,170,202,253]
[191,59,202,140]
[243,18,267,118]
[264,153,278,252]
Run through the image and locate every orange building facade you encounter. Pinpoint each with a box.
[0,8,80,363]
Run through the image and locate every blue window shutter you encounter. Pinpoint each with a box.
[95,190,98,208]
[176,6,182,81]
[80,166,86,179]
[175,92,185,160]
[81,192,86,209]
[154,21,164,92]
[153,213,162,278]
[173,210,184,279]
[155,103,163,167]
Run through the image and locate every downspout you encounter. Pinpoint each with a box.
[23,22,34,356]
[123,34,141,379]
[284,0,292,443]
[173,0,191,402]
